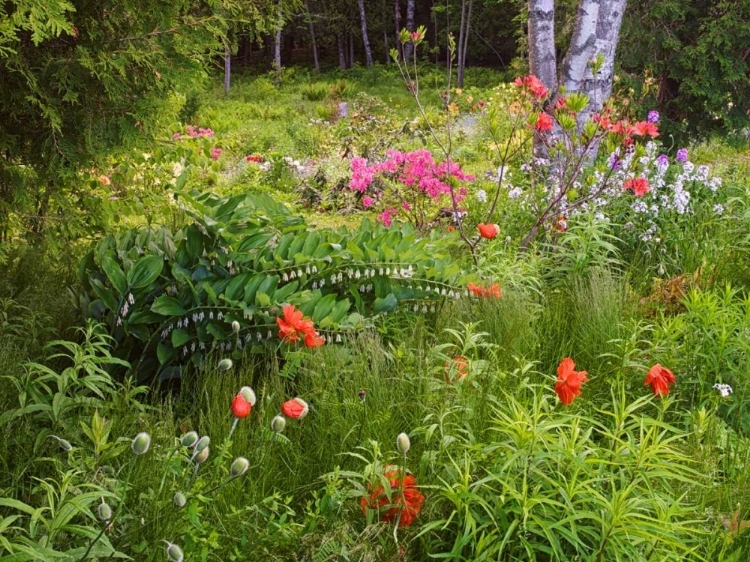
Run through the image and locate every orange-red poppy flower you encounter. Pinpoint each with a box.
[281,397,309,419]
[644,364,675,397]
[277,304,315,344]
[445,355,469,383]
[535,112,554,132]
[231,394,252,418]
[360,467,425,527]
[304,330,324,348]
[555,357,588,405]
[623,177,650,197]
[477,223,500,239]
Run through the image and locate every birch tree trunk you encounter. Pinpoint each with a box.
[402,0,416,60]
[224,41,231,96]
[528,0,558,95]
[274,9,282,87]
[304,0,319,73]
[357,0,374,66]
[457,0,473,87]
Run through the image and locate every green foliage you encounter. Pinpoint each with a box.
[77,190,466,382]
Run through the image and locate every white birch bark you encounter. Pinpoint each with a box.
[357,0,374,66]
[561,0,600,94]
[528,0,558,94]
[274,9,282,86]
[584,0,627,117]
[224,42,231,96]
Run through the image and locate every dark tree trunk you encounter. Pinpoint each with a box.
[274,9,282,86]
[304,0,320,73]
[457,0,473,87]
[338,32,347,69]
[224,42,231,96]
[394,0,402,60]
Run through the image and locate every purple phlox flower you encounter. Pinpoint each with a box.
[647,110,660,124]
[608,153,622,171]
[675,148,688,163]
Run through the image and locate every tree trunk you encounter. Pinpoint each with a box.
[349,32,355,67]
[304,0,320,73]
[394,0,402,60]
[402,0,416,60]
[457,0,473,87]
[457,0,467,85]
[274,9,282,86]
[528,0,558,95]
[224,42,231,96]
[357,0,374,66]
[337,32,347,69]
[561,0,600,97]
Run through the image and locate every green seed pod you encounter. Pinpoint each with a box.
[97,500,112,521]
[239,386,256,406]
[218,358,233,371]
[194,435,210,453]
[165,542,184,562]
[49,435,72,452]
[230,457,249,479]
[231,320,240,333]
[270,414,286,433]
[396,432,411,455]
[173,492,187,509]
[131,432,151,455]
[180,431,199,448]
[195,446,210,464]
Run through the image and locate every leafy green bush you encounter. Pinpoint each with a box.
[77,191,467,383]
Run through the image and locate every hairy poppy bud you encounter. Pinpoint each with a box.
[271,414,286,433]
[97,500,112,521]
[50,435,72,452]
[281,397,309,420]
[230,457,250,478]
[180,431,198,448]
[218,358,233,371]
[231,394,252,418]
[194,436,210,453]
[131,432,151,455]
[239,386,257,406]
[231,320,240,333]
[396,433,411,455]
[165,542,184,562]
[195,446,210,464]
[173,492,187,508]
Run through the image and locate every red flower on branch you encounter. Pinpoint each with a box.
[535,112,554,132]
[623,177,650,197]
[513,75,549,99]
[555,357,588,406]
[629,121,659,138]
[644,364,675,397]
[360,467,425,527]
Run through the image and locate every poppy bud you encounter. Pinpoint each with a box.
[180,431,199,448]
[97,500,112,521]
[271,414,286,433]
[131,432,151,455]
[50,435,73,452]
[173,492,187,508]
[239,386,257,406]
[231,394,252,418]
[281,397,309,420]
[165,542,184,562]
[231,320,240,333]
[230,457,250,478]
[358,389,366,403]
[194,435,210,453]
[396,433,411,455]
[195,446,210,464]
[218,358,233,371]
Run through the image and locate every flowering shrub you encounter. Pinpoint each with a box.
[349,149,475,229]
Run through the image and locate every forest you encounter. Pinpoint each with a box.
[1,1,750,560]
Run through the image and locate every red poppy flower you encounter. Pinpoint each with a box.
[555,357,589,406]
[231,393,252,418]
[629,121,659,138]
[445,356,469,382]
[277,305,315,344]
[304,330,324,348]
[623,177,650,197]
[644,364,675,397]
[477,223,500,239]
[535,112,554,132]
[281,397,309,419]
[360,467,425,527]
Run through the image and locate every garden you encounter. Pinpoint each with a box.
[1,1,750,560]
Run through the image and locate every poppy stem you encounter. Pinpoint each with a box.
[228,417,239,440]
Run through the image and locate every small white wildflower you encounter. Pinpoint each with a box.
[476,189,487,203]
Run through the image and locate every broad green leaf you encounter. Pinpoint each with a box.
[171,329,191,347]
[151,296,186,316]
[101,256,127,295]
[127,255,164,289]
[373,293,398,313]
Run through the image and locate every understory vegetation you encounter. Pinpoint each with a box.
[1,62,749,561]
